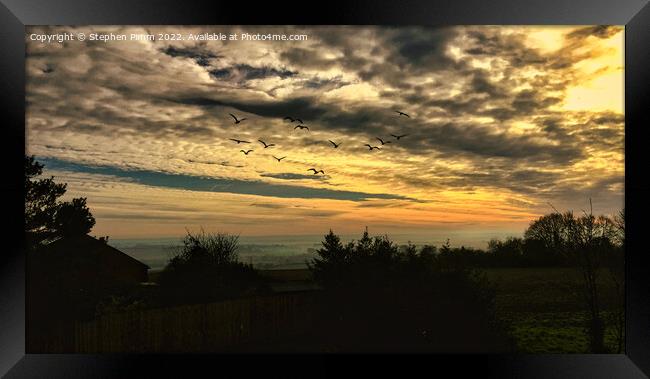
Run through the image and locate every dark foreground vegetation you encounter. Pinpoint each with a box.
[25,155,624,353]
[305,229,512,352]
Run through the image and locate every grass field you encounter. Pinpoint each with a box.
[484,267,623,353]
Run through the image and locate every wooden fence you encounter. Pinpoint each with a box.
[74,291,318,352]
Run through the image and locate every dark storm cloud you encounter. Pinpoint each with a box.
[538,117,564,135]
[463,29,551,69]
[425,87,562,122]
[507,169,562,188]
[389,121,584,164]
[209,64,297,82]
[387,27,461,71]
[510,90,562,115]
[32,25,600,169]
[161,46,221,67]
[469,72,508,98]
[435,168,566,197]
[25,25,623,214]
[303,76,350,90]
[567,26,621,40]
[169,95,328,121]
[533,112,624,153]
[169,93,398,141]
[424,96,485,116]
[592,113,625,125]
[171,86,581,166]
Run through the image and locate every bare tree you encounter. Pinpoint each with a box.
[606,208,625,353]
[524,200,621,353]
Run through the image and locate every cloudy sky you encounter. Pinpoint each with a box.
[25,25,624,245]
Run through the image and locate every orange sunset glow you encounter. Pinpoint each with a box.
[25,25,624,247]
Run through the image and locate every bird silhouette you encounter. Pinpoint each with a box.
[390,134,408,140]
[230,113,247,124]
[395,110,410,118]
[308,168,324,175]
[329,140,341,148]
[258,139,275,148]
[229,138,250,144]
[283,116,295,122]
[240,149,253,155]
[294,125,309,131]
[376,137,391,145]
[364,144,381,151]
[272,156,286,162]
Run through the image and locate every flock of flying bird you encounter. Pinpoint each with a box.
[225,111,411,176]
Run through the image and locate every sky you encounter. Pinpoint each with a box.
[25,25,625,247]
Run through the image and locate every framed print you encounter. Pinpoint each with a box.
[1,0,649,377]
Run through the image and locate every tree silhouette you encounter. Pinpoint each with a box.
[25,155,95,248]
[53,197,95,237]
[608,208,625,352]
[308,229,510,352]
[25,156,98,351]
[523,203,621,353]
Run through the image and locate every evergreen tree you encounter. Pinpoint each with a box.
[25,155,95,248]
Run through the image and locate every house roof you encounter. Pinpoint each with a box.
[43,234,150,270]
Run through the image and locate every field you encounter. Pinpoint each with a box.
[256,267,624,353]
[146,266,623,353]
[484,267,623,353]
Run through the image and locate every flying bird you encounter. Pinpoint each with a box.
[390,134,408,140]
[364,144,381,151]
[294,125,309,131]
[328,140,341,148]
[272,156,286,162]
[283,116,303,123]
[230,113,247,124]
[229,138,250,144]
[240,149,253,155]
[376,138,391,145]
[395,110,410,118]
[258,139,275,148]
[308,168,324,175]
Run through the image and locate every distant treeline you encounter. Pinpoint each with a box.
[410,237,623,268]
[406,237,584,268]
[401,208,624,268]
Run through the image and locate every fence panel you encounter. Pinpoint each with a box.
[74,291,317,352]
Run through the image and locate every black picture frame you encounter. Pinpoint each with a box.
[1,0,649,377]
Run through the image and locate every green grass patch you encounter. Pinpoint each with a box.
[484,268,623,353]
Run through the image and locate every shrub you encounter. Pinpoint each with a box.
[157,229,269,305]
